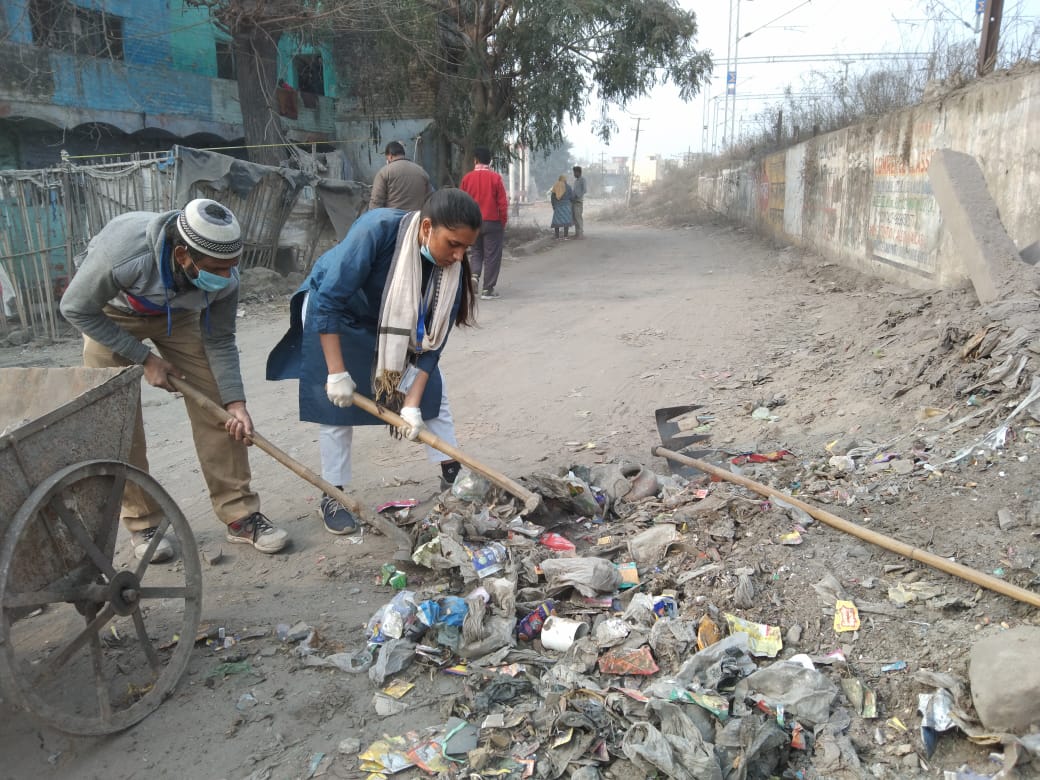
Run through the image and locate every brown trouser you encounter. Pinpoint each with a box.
[82,307,259,532]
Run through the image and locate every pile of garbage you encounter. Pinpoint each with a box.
[279,454,1039,778]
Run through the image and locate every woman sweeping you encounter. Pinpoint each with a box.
[267,188,481,534]
[549,175,574,239]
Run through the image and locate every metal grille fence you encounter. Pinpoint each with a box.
[0,148,303,341]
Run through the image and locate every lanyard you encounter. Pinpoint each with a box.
[416,296,426,347]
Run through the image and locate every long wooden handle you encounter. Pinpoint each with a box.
[169,377,414,559]
[653,446,1040,609]
[351,393,541,514]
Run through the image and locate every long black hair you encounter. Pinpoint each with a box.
[421,188,482,326]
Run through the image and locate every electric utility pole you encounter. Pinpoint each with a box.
[626,117,646,207]
[978,0,1004,75]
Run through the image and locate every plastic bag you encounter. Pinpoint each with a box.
[369,638,417,685]
[452,468,491,502]
[563,470,604,518]
[622,722,696,780]
[628,525,680,568]
[417,595,469,629]
[540,557,622,597]
[303,647,374,673]
[598,646,659,676]
[733,660,839,727]
[367,590,419,642]
[539,532,576,553]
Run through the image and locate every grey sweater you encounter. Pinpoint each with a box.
[59,210,246,404]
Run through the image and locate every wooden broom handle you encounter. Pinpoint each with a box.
[653,446,1040,609]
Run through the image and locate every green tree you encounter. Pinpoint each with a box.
[529,142,573,196]
[185,1,320,166]
[185,1,712,180]
[408,0,713,179]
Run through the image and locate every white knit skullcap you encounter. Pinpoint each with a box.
[176,199,242,260]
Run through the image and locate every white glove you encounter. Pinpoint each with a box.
[326,371,355,407]
[399,406,426,441]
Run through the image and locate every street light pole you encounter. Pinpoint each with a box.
[729,0,743,148]
[728,0,749,149]
[626,116,646,206]
[728,0,736,153]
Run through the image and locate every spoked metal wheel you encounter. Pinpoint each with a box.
[0,460,201,735]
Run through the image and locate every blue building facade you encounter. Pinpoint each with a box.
[0,0,337,168]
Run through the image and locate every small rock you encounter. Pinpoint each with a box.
[205,547,223,565]
[827,435,859,455]
[338,737,361,755]
[891,459,914,475]
[970,626,1040,732]
[285,621,312,642]
[997,508,1018,531]
[900,752,919,769]
[785,624,803,645]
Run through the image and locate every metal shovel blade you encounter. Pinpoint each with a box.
[655,403,711,451]
[654,403,716,476]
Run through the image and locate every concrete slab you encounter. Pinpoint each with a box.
[928,149,1023,304]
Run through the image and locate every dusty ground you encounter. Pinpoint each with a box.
[1,197,1039,779]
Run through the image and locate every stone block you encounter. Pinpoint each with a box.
[928,149,1021,304]
[969,626,1040,733]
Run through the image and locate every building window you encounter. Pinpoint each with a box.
[76,6,123,59]
[293,54,325,96]
[216,40,235,80]
[29,0,123,59]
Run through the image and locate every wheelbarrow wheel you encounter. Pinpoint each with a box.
[0,460,202,735]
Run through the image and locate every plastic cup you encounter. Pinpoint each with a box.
[540,616,589,651]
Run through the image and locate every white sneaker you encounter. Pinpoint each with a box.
[131,527,174,563]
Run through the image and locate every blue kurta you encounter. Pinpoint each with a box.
[266,208,462,426]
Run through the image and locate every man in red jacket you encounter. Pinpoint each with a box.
[460,147,508,300]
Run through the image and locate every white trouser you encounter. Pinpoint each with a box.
[303,292,458,487]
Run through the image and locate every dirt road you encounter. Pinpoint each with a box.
[2,202,1036,778]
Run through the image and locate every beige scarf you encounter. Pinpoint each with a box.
[374,211,461,409]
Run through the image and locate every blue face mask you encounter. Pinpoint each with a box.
[190,261,232,292]
[420,240,437,265]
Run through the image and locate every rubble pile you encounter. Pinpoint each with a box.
[254,278,1040,779]
[283,432,1040,778]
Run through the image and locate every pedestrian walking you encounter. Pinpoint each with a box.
[460,146,509,300]
[369,140,433,211]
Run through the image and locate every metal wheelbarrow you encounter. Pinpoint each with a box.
[0,366,201,735]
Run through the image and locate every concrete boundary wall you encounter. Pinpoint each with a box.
[698,66,1040,290]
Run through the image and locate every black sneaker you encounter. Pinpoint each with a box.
[319,495,359,535]
[225,512,289,553]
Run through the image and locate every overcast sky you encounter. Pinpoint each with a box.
[565,0,1040,164]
